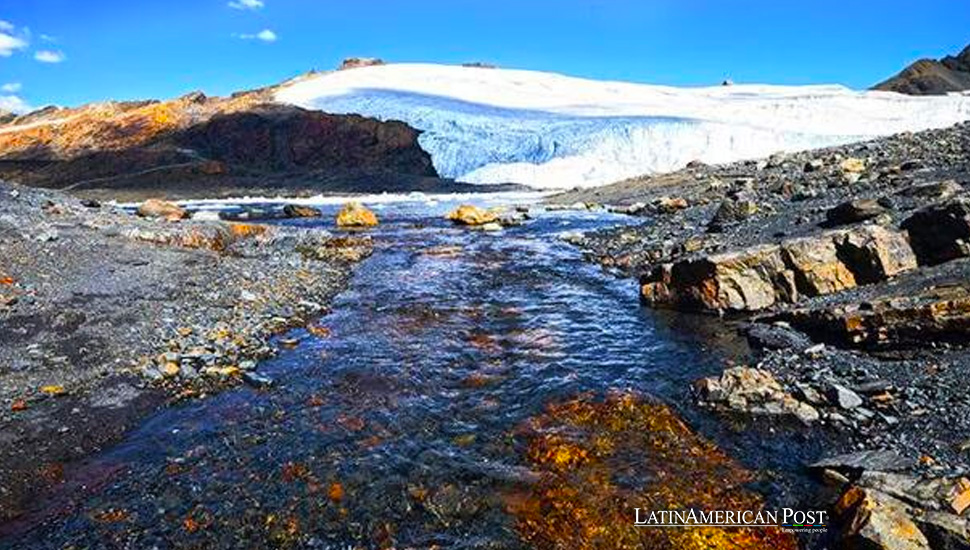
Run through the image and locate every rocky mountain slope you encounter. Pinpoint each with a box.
[0,80,514,200]
[874,44,970,95]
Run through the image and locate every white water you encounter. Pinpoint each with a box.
[118,190,551,210]
[276,63,970,189]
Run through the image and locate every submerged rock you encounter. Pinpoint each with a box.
[283,204,322,218]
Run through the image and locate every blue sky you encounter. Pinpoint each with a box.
[1,0,969,111]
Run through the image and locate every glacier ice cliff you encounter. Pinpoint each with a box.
[276,64,970,189]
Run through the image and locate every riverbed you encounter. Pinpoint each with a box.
[1,197,828,549]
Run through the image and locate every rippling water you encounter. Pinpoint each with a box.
[1,198,822,549]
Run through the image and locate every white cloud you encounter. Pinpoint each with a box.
[34,49,66,63]
[228,0,264,10]
[1,82,22,93]
[0,31,28,57]
[236,29,277,42]
[40,33,57,42]
[0,20,14,32]
[0,95,30,114]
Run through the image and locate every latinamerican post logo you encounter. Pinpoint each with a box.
[634,508,828,533]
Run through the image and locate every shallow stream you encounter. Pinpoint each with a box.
[2,197,825,549]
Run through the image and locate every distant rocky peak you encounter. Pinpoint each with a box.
[338,57,385,71]
[874,43,970,95]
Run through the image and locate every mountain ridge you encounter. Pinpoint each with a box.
[874,44,970,95]
[0,79,523,200]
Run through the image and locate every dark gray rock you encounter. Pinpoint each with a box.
[902,198,970,265]
[824,199,888,227]
[809,450,910,475]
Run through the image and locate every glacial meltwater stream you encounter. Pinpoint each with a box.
[2,198,824,549]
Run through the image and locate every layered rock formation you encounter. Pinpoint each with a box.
[875,44,970,95]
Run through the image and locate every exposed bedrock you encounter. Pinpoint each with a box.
[640,224,917,313]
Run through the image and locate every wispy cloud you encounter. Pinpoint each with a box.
[1,82,22,93]
[236,29,277,42]
[0,24,28,57]
[0,94,30,114]
[228,0,264,10]
[34,49,66,63]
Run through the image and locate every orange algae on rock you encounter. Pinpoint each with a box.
[509,392,797,550]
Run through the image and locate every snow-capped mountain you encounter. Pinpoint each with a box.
[276,63,970,189]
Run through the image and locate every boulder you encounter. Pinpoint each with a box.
[137,199,187,221]
[825,199,889,227]
[859,472,970,515]
[655,196,689,213]
[446,204,499,226]
[902,198,970,265]
[283,204,322,218]
[641,244,794,312]
[914,512,970,550]
[836,225,918,284]
[707,197,759,232]
[828,383,864,410]
[335,202,379,228]
[897,180,963,200]
[781,233,857,296]
[835,486,930,550]
[191,210,223,222]
[841,157,868,174]
[743,323,813,351]
[694,366,819,424]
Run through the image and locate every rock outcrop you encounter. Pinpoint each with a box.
[778,283,970,349]
[640,224,916,313]
[0,83,443,199]
[338,57,385,71]
[874,44,970,96]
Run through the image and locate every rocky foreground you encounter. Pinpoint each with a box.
[553,121,970,548]
[0,182,371,522]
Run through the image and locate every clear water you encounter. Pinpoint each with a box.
[1,198,820,549]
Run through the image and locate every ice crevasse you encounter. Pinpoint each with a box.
[275,63,970,189]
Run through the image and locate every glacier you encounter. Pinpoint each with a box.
[275,63,970,189]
